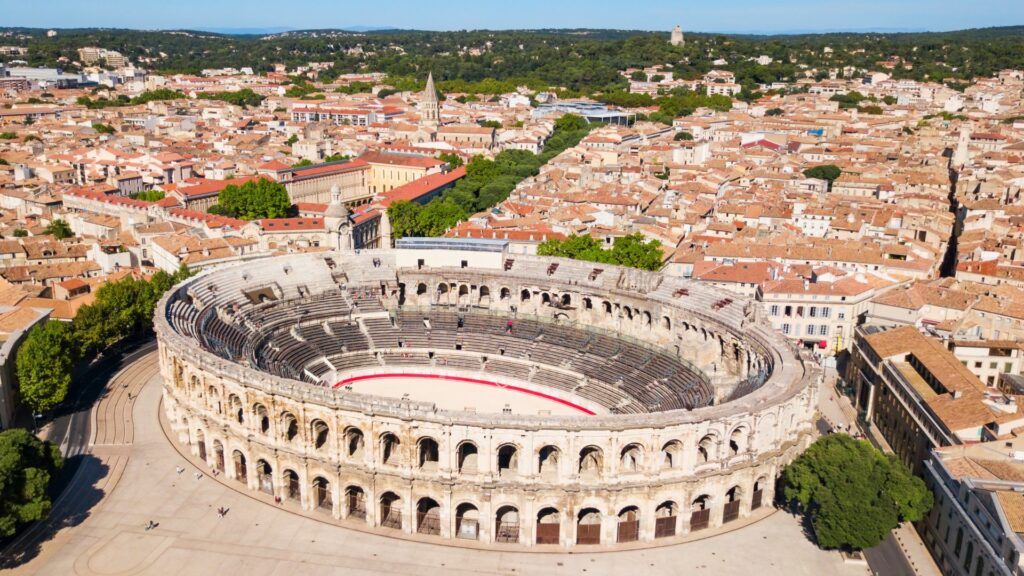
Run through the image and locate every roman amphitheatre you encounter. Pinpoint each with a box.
[156,239,819,549]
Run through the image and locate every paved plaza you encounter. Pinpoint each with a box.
[5,352,868,576]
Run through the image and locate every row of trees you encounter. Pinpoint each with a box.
[207,178,292,220]
[15,266,193,413]
[75,88,184,109]
[536,233,666,271]
[388,114,597,239]
[197,88,265,108]
[0,428,63,538]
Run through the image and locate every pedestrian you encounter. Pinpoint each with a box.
[194,472,203,480]
[176,466,185,475]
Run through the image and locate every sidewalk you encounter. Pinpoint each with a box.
[893,523,942,576]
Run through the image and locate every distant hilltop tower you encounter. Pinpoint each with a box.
[670,25,684,47]
[420,72,440,127]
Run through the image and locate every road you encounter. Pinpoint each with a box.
[865,533,916,576]
[0,339,158,569]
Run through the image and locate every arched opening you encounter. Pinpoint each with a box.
[619,444,643,473]
[345,485,366,519]
[662,315,671,330]
[282,412,298,442]
[256,459,273,494]
[457,441,479,474]
[312,476,332,511]
[458,284,470,304]
[213,440,225,473]
[229,395,243,424]
[690,495,711,531]
[724,486,742,523]
[416,497,441,535]
[416,283,427,296]
[622,307,633,320]
[729,426,748,456]
[617,506,640,543]
[283,469,299,500]
[560,293,571,307]
[497,444,519,477]
[752,476,767,510]
[541,292,551,305]
[417,437,439,471]
[583,297,593,310]
[478,285,491,305]
[500,287,511,301]
[311,420,330,451]
[195,429,207,462]
[455,502,480,540]
[254,404,269,434]
[520,289,531,303]
[697,434,715,463]
[655,501,677,538]
[232,450,247,483]
[495,505,520,543]
[602,301,612,316]
[578,446,603,480]
[661,440,683,469]
[576,508,602,545]
[538,445,560,480]
[380,433,401,466]
[536,507,560,545]
[642,311,652,326]
[379,492,402,529]
[345,427,364,459]
[207,386,221,414]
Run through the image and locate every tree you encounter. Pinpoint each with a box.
[16,321,78,413]
[0,428,63,537]
[387,200,424,239]
[285,134,298,146]
[554,113,589,132]
[216,178,292,220]
[765,107,785,116]
[91,123,115,135]
[437,152,463,169]
[803,165,842,192]
[629,70,646,81]
[674,131,694,141]
[129,190,165,202]
[537,233,664,271]
[478,119,502,129]
[44,219,73,239]
[293,159,314,167]
[12,229,27,238]
[783,434,932,551]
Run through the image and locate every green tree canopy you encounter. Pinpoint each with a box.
[44,219,73,239]
[674,131,694,141]
[216,178,292,220]
[387,200,424,240]
[16,321,78,413]
[803,165,843,188]
[0,428,63,537]
[537,233,664,271]
[783,434,933,551]
[437,152,464,169]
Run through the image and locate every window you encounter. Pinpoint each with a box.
[820,325,829,336]
[809,307,817,318]
[821,307,831,318]
[837,312,845,320]
[1006,363,1013,373]
[782,323,791,335]
[989,362,997,370]
[807,325,816,336]
[770,305,779,316]
[974,362,982,369]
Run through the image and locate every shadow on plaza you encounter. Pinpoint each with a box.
[0,454,110,569]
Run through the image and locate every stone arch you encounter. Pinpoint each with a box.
[538,445,560,479]
[724,485,743,523]
[583,297,593,310]
[206,385,221,414]
[417,436,440,471]
[520,289,531,302]
[457,440,479,474]
[662,315,671,331]
[231,449,247,483]
[283,469,300,500]
[380,432,401,466]
[661,440,683,469]
[541,292,551,305]
[194,429,207,461]
[560,293,571,307]
[312,476,332,511]
[379,491,402,529]
[497,443,519,477]
[228,394,243,424]
[494,505,520,543]
[729,425,749,456]
[281,412,299,442]
[458,284,470,304]
[212,439,225,473]
[642,310,652,326]
[455,502,480,540]
[697,433,717,463]
[578,445,603,479]
[344,426,365,459]
[752,476,768,510]
[416,497,441,535]
[602,301,612,316]
[416,282,427,296]
[253,403,269,434]
[576,507,602,545]
[310,419,330,451]
[690,494,712,531]
[500,287,511,301]
[478,285,491,305]
[536,507,561,545]
[655,501,678,538]
[619,443,643,473]
[617,506,640,543]
[256,458,273,494]
[345,485,367,519]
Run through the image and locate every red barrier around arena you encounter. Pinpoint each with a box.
[333,372,596,415]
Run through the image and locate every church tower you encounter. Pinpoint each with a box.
[670,25,684,47]
[324,184,353,251]
[953,123,972,168]
[420,72,440,127]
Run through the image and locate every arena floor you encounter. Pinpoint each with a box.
[334,373,602,416]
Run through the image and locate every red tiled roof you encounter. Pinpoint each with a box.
[378,166,466,208]
[360,151,445,169]
[176,176,259,198]
[257,217,325,231]
[290,158,369,179]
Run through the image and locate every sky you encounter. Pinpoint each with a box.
[2,0,1022,34]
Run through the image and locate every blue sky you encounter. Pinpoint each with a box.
[3,0,1021,33]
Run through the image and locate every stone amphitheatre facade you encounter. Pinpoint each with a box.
[156,241,819,549]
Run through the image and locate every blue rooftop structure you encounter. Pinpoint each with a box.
[396,237,509,253]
